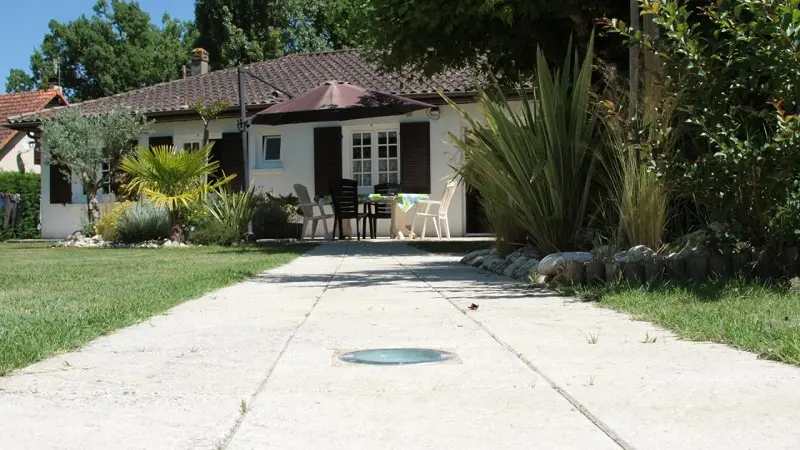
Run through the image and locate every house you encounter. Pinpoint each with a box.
[7,49,493,239]
[0,88,67,173]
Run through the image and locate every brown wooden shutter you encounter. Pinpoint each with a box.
[313,126,342,196]
[33,141,42,165]
[210,133,244,192]
[148,136,173,149]
[400,122,431,194]
[49,163,72,204]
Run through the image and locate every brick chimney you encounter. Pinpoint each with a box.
[47,75,61,92]
[190,48,209,76]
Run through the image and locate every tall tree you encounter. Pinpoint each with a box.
[360,0,628,80]
[42,111,151,227]
[7,0,196,101]
[5,69,35,93]
[194,0,361,68]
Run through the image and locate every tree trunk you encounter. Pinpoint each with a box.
[170,209,183,242]
[84,183,101,229]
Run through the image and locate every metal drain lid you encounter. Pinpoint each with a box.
[339,348,454,365]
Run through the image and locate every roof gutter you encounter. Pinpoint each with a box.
[3,90,493,130]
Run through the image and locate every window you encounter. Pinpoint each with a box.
[182,141,201,152]
[376,131,400,184]
[351,131,372,186]
[257,135,282,169]
[351,130,399,191]
[100,163,112,195]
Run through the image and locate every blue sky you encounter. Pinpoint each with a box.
[0,0,195,93]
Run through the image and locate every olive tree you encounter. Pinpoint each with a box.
[41,110,151,227]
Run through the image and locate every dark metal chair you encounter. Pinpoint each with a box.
[366,182,401,239]
[329,178,370,240]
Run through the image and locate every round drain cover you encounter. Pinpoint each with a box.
[339,348,454,365]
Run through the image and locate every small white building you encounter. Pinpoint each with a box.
[0,89,67,173]
[8,50,491,239]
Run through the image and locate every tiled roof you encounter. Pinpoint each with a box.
[8,50,480,126]
[0,89,67,148]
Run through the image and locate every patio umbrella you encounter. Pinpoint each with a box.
[250,80,437,125]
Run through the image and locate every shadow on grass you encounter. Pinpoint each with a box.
[566,277,790,304]
[204,242,320,255]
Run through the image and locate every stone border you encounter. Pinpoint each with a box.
[461,246,800,285]
[461,247,541,281]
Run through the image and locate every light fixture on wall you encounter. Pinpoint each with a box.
[426,107,441,120]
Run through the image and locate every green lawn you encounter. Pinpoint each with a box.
[0,243,314,375]
[577,280,800,365]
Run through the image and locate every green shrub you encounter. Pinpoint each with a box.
[189,220,242,246]
[447,37,599,253]
[96,201,134,242]
[607,0,800,248]
[205,185,261,241]
[116,202,171,243]
[252,191,301,239]
[0,172,40,240]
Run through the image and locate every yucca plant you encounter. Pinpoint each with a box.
[122,143,234,241]
[446,36,599,253]
[205,185,261,241]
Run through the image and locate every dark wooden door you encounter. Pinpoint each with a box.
[210,132,244,192]
[465,185,489,234]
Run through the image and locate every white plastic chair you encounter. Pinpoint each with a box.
[294,183,334,240]
[411,181,458,239]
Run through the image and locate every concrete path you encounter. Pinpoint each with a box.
[2,243,800,449]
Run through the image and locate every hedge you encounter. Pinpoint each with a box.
[0,172,40,240]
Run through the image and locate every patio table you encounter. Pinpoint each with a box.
[316,193,429,239]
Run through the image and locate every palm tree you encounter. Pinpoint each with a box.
[122,143,234,241]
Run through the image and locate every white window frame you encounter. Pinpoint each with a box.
[255,134,283,171]
[181,141,201,152]
[99,163,113,195]
[348,129,400,194]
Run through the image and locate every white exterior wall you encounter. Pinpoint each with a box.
[0,133,40,173]
[40,104,488,239]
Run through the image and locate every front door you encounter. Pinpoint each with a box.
[465,185,489,234]
[210,132,244,192]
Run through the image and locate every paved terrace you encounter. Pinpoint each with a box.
[1,242,799,449]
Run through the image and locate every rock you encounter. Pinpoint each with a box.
[521,246,541,260]
[791,277,800,295]
[471,255,488,267]
[509,257,530,278]
[613,251,636,263]
[461,248,491,265]
[628,245,655,260]
[614,245,655,263]
[67,231,84,241]
[537,252,593,276]
[513,258,540,279]
[533,273,552,285]
[91,234,103,241]
[502,256,528,277]
[505,249,524,262]
[480,255,508,274]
